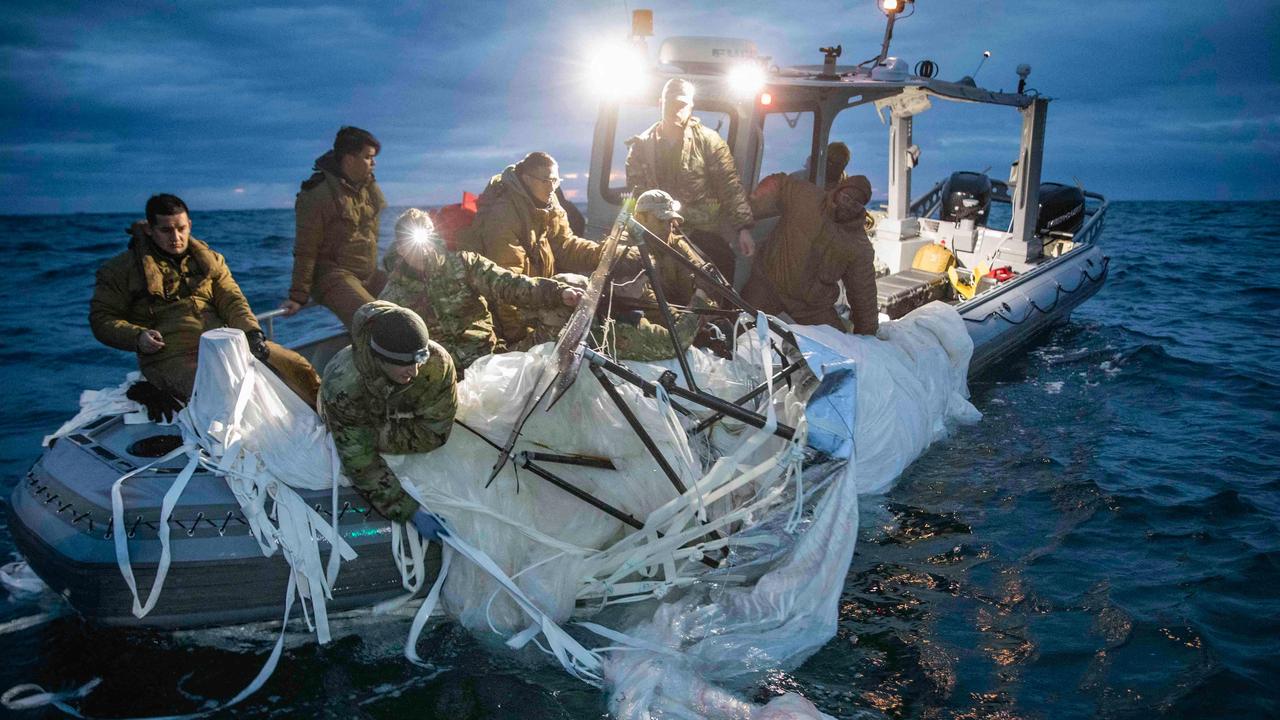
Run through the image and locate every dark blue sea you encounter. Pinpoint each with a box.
[1,202,1277,718]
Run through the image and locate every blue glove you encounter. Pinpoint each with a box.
[410,509,448,542]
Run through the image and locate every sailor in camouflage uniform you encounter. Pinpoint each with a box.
[380,209,584,372]
[320,301,455,537]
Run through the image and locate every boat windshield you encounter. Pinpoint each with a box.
[757,106,818,182]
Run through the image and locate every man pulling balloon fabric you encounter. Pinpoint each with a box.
[319,301,457,538]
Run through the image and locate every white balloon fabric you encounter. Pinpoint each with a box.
[384,301,978,718]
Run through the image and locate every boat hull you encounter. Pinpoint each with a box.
[8,245,1106,629]
[961,244,1109,376]
[5,417,438,629]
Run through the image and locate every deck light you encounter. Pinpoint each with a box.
[586,43,648,100]
[760,92,773,106]
[870,0,914,68]
[727,62,766,99]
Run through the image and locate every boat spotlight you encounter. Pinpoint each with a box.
[727,62,767,100]
[586,42,649,100]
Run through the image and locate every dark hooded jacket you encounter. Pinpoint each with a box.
[320,302,457,522]
[289,151,388,304]
[745,173,878,334]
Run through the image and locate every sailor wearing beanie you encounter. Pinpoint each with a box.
[320,301,457,539]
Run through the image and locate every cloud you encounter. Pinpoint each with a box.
[0,0,1276,213]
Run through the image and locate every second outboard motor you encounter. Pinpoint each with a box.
[940,171,993,226]
[1036,183,1086,235]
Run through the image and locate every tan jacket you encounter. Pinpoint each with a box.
[89,234,260,395]
[289,152,387,304]
[625,117,753,233]
[745,173,878,334]
[457,165,605,341]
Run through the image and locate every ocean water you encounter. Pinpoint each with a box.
[0,202,1277,718]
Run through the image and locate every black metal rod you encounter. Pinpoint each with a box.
[627,219,760,318]
[520,460,643,529]
[463,385,720,570]
[610,297,743,317]
[586,348,796,441]
[632,228,699,392]
[691,360,807,436]
[523,451,616,471]
[521,459,720,570]
[589,362,690,496]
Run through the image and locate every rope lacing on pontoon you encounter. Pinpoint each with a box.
[963,256,1109,326]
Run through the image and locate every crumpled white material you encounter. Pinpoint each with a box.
[181,329,357,641]
[43,300,977,719]
[385,301,978,718]
[42,371,155,446]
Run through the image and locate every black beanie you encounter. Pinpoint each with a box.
[369,310,431,365]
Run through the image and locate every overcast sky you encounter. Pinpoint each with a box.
[1,1,1275,215]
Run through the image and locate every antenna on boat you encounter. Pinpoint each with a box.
[862,0,914,69]
[972,50,991,78]
[958,50,991,87]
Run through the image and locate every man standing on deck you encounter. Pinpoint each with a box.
[743,173,879,334]
[90,194,321,419]
[319,301,456,539]
[280,126,388,328]
[625,78,755,281]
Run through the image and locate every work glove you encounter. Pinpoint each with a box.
[245,329,270,363]
[126,380,185,423]
[410,508,449,542]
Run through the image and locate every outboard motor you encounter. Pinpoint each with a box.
[940,171,993,226]
[1036,182,1086,235]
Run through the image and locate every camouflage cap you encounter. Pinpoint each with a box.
[634,189,684,221]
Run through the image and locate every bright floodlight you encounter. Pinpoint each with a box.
[727,63,767,99]
[586,43,648,100]
[411,225,430,246]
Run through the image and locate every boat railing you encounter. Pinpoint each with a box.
[256,307,289,341]
[909,180,946,218]
[1073,191,1109,246]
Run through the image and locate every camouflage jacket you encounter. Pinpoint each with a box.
[625,117,754,233]
[380,243,568,369]
[455,165,605,342]
[89,233,260,396]
[606,309,703,362]
[290,152,387,304]
[320,302,458,522]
